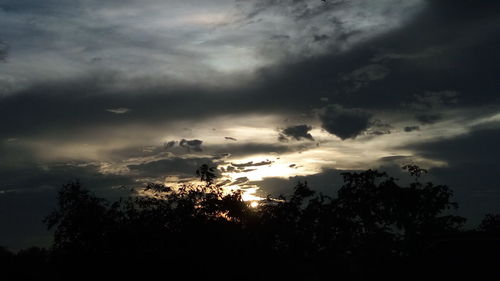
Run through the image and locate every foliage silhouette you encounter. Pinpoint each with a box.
[4,165,500,280]
[478,213,500,233]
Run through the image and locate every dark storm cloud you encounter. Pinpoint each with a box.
[179,139,203,152]
[407,90,459,124]
[0,0,497,172]
[404,126,420,132]
[0,72,313,141]
[339,64,391,93]
[415,113,442,125]
[205,143,293,158]
[2,0,499,141]
[318,104,373,140]
[378,155,413,164]
[128,157,216,178]
[164,141,177,150]
[280,125,314,141]
[367,119,393,136]
[110,142,293,165]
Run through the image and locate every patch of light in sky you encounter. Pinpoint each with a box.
[203,46,264,72]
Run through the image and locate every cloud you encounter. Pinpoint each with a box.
[0,40,7,62]
[403,90,459,124]
[179,139,203,153]
[106,107,130,114]
[371,46,445,62]
[409,91,459,110]
[318,104,373,140]
[225,137,237,141]
[128,156,216,179]
[340,64,391,92]
[279,125,314,141]
[230,160,273,169]
[230,177,249,186]
[367,119,392,136]
[404,126,420,132]
[163,141,177,150]
[208,143,293,158]
[415,113,442,124]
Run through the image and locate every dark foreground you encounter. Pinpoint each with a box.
[1,166,500,280]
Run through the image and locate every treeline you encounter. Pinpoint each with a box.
[1,165,500,280]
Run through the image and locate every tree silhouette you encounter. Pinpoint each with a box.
[478,213,500,233]
[2,165,490,280]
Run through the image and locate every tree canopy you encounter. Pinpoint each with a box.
[3,166,500,280]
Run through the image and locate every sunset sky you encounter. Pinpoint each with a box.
[1,0,500,249]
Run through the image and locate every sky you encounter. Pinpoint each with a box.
[1,0,499,250]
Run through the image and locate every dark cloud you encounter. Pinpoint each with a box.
[225,137,238,141]
[371,46,446,62]
[407,91,459,124]
[213,153,231,160]
[415,113,442,124]
[378,155,413,164]
[270,34,290,40]
[0,40,7,61]
[313,34,329,42]
[367,119,392,136]
[280,125,314,141]
[208,143,293,158]
[412,91,459,109]
[179,139,203,153]
[164,141,177,150]
[339,64,391,93]
[404,126,420,132]
[1,0,498,141]
[318,104,373,140]
[230,177,249,186]
[230,160,273,169]
[128,157,216,179]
